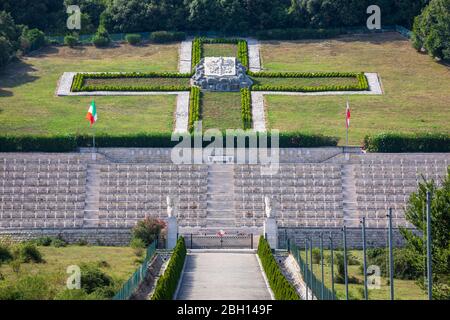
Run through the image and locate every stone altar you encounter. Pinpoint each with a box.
[191,57,253,92]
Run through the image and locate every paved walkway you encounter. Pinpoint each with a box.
[176,252,272,300]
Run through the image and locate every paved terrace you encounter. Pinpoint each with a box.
[176,251,272,300]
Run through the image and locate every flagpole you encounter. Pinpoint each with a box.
[346,100,349,147]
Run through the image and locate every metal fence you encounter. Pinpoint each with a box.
[182,234,254,249]
[289,242,337,300]
[112,241,157,300]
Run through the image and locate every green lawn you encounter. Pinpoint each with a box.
[0,43,179,136]
[261,33,450,145]
[200,92,243,131]
[203,44,237,57]
[0,245,139,299]
[299,250,427,300]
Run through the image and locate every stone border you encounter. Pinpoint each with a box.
[179,38,193,73]
[251,91,266,132]
[174,92,190,133]
[246,38,262,72]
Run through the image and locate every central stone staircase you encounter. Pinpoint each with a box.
[83,164,100,227]
[206,164,236,229]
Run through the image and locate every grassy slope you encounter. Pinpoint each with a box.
[0,246,138,298]
[201,92,243,131]
[0,44,179,136]
[261,33,450,145]
[300,250,427,300]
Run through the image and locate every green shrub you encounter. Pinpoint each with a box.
[256,28,343,40]
[76,239,89,246]
[54,289,91,300]
[92,26,110,48]
[80,263,114,294]
[240,88,252,130]
[312,248,321,264]
[20,28,46,52]
[150,31,186,43]
[33,236,53,246]
[14,243,43,263]
[64,35,78,47]
[0,244,13,263]
[0,275,53,300]
[365,248,421,280]
[51,238,67,248]
[257,237,300,300]
[131,217,166,247]
[130,238,146,257]
[151,237,187,300]
[335,252,360,284]
[364,132,450,153]
[125,34,142,45]
[189,86,201,132]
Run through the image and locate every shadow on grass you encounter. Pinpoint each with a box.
[0,89,12,97]
[0,60,39,90]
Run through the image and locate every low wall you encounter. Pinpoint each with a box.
[0,228,132,246]
[278,227,418,249]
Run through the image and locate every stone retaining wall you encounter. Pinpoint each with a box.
[278,227,419,249]
[0,228,132,246]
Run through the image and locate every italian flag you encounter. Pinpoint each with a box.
[86,100,98,126]
[346,101,351,128]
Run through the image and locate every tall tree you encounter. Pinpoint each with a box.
[400,169,450,299]
[412,0,450,60]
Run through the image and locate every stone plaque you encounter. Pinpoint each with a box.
[204,57,236,76]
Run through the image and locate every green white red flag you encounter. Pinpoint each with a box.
[86,100,97,126]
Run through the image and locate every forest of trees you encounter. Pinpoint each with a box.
[2,0,450,69]
[0,0,429,34]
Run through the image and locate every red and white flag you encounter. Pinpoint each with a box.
[346,101,351,128]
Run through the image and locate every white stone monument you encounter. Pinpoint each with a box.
[166,196,178,250]
[263,196,278,249]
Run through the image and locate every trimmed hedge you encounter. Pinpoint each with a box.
[71,72,192,92]
[0,132,338,152]
[250,73,368,92]
[191,37,249,68]
[150,31,186,43]
[241,88,252,130]
[257,237,300,300]
[191,38,202,68]
[255,28,343,40]
[151,237,187,300]
[188,86,201,132]
[364,133,450,153]
[238,40,249,69]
